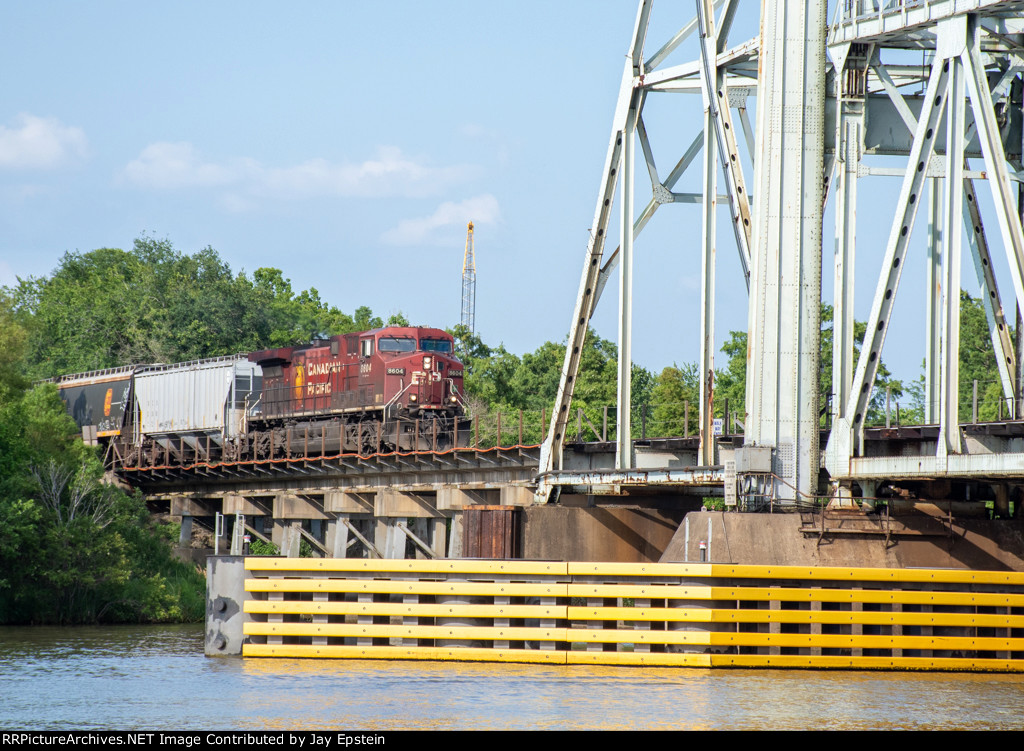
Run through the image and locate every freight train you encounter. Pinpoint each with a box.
[53,325,466,468]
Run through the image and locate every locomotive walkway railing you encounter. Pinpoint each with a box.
[207,557,1024,671]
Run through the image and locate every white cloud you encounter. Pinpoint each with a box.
[380,194,501,246]
[121,142,473,200]
[0,114,87,170]
[259,146,473,199]
[122,142,250,189]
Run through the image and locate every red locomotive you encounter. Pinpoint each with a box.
[248,326,466,454]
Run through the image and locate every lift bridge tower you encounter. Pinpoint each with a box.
[461,221,476,334]
[536,0,1024,509]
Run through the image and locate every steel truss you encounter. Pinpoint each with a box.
[826,1,1024,487]
[539,0,1024,506]
[536,0,759,502]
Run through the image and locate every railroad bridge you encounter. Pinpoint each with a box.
[117,0,1024,566]
[136,431,721,562]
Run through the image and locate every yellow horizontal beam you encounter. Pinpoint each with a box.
[568,606,721,622]
[567,563,713,578]
[567,584,717,599]
[705,587,1024,608]
[238,643,1024,671]
[568,584,1024,607]
[243,579,1024,608]
[567,650,1023,671]
[242,643,566,663]
[244,622,565,641]
[244,622,1024,648]
[244,600,566,618]
[245,558,568,577]
[566,606,1024,628]
[244,559,1024,587]
[708,654,1024,672]
[707,564,1024,587]
[566,561,1024,586]
[567,629,710,645]
[564,629,1024,650]
[245,579,567,597]
[702,632,1024,650]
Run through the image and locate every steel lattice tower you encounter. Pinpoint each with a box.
[461,221,476,334]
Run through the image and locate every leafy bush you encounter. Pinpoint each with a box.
[0,383,205,624]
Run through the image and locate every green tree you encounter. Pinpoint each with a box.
[717,304,905,430]
[251,266,358,346]
[353,305,383,331]
[958,290,1005,421]
[449,324,492,364]
[0,383,205,624]
[819,302,903,424]
[5,238,392,379]
[450,327,652,444]
[716,331,748,421]
[650,363,700,437]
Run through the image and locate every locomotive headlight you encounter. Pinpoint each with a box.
[423,355,432,370]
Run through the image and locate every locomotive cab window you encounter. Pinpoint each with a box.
[360,339,374,357]
[420,338,452,353]
[378,336,415,353]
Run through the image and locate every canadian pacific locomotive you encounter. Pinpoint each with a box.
[54,325,466,469]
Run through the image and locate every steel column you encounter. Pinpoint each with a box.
[939,48,966,457]
[617,102,637,470]
[964,177,1017,407]
[962,15,1024,344]
[745,0,826,503]
[926,178,943,424]
[699,97,717,466]
[832,46,866,425]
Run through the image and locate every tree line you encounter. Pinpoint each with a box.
[7,237,1004,431]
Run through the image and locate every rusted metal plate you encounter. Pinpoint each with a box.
[463,505,521,558]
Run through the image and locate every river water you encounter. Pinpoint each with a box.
[2,624,1024,730]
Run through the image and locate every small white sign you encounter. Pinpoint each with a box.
[713,418,724,436]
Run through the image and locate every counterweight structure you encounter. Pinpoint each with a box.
[461,221,476,334]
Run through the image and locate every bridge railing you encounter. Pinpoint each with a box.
[216,557,1024,671]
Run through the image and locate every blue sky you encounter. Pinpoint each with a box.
[0,1,999,392]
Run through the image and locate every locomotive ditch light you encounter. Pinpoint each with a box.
[410,394,418,402]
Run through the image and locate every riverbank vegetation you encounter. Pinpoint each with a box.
[0,319,205,623]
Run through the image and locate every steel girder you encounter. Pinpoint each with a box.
[743,0,827,504]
